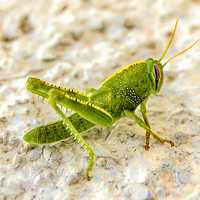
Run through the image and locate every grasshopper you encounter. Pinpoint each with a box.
[24,20,199,180]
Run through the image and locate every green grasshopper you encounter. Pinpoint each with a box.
[24,20,199,180]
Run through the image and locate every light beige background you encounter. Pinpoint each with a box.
[0,1,200,200]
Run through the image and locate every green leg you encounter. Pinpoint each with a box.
[48,93,96,180]
[47,88,113,127]
[26,77,89,102]
[124,110,174,147]
[26,77,113,127]
[47,89,113,179]
[140,100,151,150]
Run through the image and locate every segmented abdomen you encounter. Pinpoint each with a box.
[23,113,94,144]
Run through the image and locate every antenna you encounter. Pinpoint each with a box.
[159,19,179,62]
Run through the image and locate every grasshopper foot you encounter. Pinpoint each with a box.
[148,130,175,148]
[85,153,96,181]
[161,139,175,147]
[144,131,150,151]
[152,132,175,147]
[86,171,92,181]
[144,144,150,150]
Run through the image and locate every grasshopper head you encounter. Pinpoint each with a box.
[26,77,49,98]
[146,58,164,94]
[147,19,199,95]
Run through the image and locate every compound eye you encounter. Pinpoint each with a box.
[153,64,160,80]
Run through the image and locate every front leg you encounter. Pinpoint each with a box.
[140,99,151,150]
[124,110,175,148]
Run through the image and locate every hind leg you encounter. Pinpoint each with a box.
[47,89,113,179]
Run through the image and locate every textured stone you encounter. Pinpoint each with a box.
[1,1,200,200]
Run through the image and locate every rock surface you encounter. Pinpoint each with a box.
[0,1,200,200]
